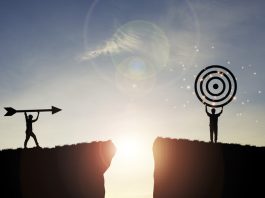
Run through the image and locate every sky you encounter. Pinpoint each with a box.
[0,0,265,197]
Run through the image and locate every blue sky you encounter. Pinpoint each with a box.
[0,0,265,197]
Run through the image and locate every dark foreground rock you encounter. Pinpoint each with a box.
[0,141,116,198]
[153,137,265,198]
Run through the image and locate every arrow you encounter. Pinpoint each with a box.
[4,106,62,116]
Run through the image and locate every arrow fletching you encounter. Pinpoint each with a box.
[4,107,17,116]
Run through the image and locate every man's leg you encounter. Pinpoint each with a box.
[210,127,213,143]
[215,127,218,143]
[24,133,30,148]
[31,132,40,147]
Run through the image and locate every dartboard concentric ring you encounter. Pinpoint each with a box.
[194,65,237,107]
[206,76,225,96]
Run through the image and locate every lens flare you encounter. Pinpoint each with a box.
[112,20,170,79]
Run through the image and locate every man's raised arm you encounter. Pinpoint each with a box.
[32,112,40,122]
[218,106,223,116]
[205,105,210,116]
[24,112,27,120]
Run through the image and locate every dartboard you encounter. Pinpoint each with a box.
[194,65,237,107]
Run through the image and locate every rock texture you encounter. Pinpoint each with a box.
[0,141,116,198]
[153,137,265,198]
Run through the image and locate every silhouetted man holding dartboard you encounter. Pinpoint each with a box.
[205,106,223,143]
[194,65,237,143]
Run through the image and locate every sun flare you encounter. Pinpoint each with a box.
[114,135,144,161]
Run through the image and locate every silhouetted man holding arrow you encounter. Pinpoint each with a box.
[205,105,223,143]
[24,112,40,148]
[4,106,61,148]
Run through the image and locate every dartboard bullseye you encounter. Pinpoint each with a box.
[194,65,237,107]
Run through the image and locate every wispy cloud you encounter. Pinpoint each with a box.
[80,30,141,60]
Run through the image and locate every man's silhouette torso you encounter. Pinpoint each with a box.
[206,106,223,143]
[208,113,220,128]
[26,118,33,132]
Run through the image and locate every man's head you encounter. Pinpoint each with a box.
[28,115,33,120]
[211,108,216,114]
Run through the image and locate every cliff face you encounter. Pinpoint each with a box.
[153,137,265,198]
[0,141,116,198]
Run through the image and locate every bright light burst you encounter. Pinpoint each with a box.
[114,135,144,161]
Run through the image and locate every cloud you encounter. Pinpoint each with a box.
[80,29,141,61]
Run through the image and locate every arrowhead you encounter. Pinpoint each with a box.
[51,106,61,114]
[4,107,17,116]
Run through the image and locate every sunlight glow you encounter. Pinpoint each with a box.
[105,133,154,198]
[115,135,143,161]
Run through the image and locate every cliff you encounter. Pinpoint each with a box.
[153,137,265,198]
[0,141,116,198]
